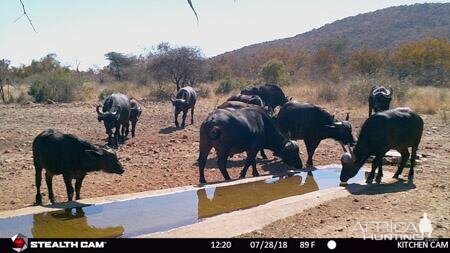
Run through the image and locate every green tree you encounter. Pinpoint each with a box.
[259,59,288,85]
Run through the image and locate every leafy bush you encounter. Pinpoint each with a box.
[215,78,238,94]
[259,59,289,85]
[28,70,83,103]
[28,80,52,103]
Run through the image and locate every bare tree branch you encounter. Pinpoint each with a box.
[187,0,199,24]
[16,0,37,32]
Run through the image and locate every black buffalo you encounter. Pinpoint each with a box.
[368,86,393,116]
[171,86,197,128]
[96,93,131,147]
[241,83,288,113]
[198,107,302,184]
[277,101,355,167]
[128,98,142,138]
[340,108,423,184]
[217,101,268,159]
[33,129,124,205]
[227,94,264,107]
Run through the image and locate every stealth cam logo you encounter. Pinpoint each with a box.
[11,234,28,252]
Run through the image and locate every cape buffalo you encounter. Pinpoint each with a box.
[369,86,393,116]
[96,93,131,147]
[340,108,423,184]
[277,101,356,167]
[241,83,288,113]
[33,129,124,205]
[128,98,142,138]
[171,86,197,128]
[217,101,268,159]
[198,107,302,184]
[227,94,265,107]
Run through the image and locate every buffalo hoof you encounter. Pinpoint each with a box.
[175,123,180,128]
[375,179,382,184]
[339,182,348,187]
[199,179,207,185]
[239,175,246,179]
[366,179,373,184]
[181,124,186,128]
[35,195,42,206]
[252,172,260,177]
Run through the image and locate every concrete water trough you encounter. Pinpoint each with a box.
[0,165,387,238]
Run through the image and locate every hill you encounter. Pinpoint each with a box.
[213,3,450,59]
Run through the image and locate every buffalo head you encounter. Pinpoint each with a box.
[85,147,124,174]
[279,140,303,170]
[339,146,359,185]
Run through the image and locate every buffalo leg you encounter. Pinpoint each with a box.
[34,164,42,205]
[367,156,381,183]
[239,150,258,179]
[45,172,55,203]
[304,139,320,167]
[124,122,130,138]
[75,175,85,200]
[174,111,180,127]
[251,160,259,177]
[114,125,120,146]
[63,174,74,202]
[131,120,137,137]
[198,145,212,184]
[181,109,187,128]
[409,146,418,182]
[368,105,373,117]
[375,159,384,184]
[393,149,409,179]
[259,149,268,159]
[217,153,231,181]
[190,106,195,125]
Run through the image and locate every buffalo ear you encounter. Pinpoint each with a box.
[345,113,350,121]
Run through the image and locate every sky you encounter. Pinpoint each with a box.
[0,0,448,70]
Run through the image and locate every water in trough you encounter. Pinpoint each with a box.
[0,166,366,238]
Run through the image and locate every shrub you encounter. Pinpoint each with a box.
[215,78,238,94]
[28,80,52,103]
[28,70,83,103]
[346,77,373,104]
[259,59,289,85]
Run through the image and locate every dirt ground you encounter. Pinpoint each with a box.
[241,113,450,238]
[0,98,448,237]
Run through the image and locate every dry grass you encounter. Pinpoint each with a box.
[406,87,450,115]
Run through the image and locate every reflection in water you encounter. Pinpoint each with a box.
[32,208,124,238]
[0,167,366,238]
[197,173,319,218]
